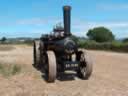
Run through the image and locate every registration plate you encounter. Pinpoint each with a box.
[65,64,78,68]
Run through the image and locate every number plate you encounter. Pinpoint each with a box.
[65,64,78,68]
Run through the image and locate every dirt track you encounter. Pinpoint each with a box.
[0,45,128,96]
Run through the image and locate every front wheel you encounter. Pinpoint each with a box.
[77,50,93,79]
[46,51,57,82]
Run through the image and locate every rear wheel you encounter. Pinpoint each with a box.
[39,41,45,66]
[46,51,57,82]
[77,50,93,79]
[33,41,40,67]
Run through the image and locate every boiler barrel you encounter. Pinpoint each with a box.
[63,6,71,36]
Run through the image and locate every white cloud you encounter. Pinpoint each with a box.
[1,18,128,38]
[0,18,61,27]
[16,18,61,26]
[73,21,128,30]
[98,4,128,10]
[88,22,128,28]
[17,18,45,25]
[72,21,128,37]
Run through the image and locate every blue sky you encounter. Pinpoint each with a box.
[0,0,128,38]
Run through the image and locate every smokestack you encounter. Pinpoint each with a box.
[63,6,71,36]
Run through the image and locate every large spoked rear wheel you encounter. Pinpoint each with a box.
[33,41,40,67]
[77,50,93,80]
[46,51,57,82]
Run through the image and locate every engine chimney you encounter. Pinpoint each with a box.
[63,6,71,36]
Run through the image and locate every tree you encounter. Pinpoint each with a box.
[1,37,7,43]
[123,38,128,43]
[87,27,114,42]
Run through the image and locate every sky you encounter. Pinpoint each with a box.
[0,0,128,38]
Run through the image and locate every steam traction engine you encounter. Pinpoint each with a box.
[33,6,93,82]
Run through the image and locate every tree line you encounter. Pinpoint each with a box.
[75,26,128,52]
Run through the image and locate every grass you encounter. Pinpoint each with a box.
[78,40,128,53]
[0,63,21,77]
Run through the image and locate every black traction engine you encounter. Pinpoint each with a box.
[33,6,93,82]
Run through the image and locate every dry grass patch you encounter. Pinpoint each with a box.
[0,63,21,77]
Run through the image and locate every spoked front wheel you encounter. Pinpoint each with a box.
[77,50,93,79]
